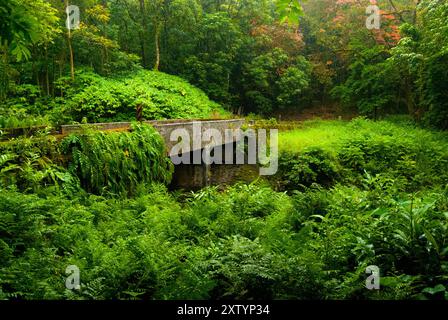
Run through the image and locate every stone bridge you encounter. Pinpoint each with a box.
[61,119,258,189]
[61,119,245,154]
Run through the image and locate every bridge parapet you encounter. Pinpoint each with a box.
[60,119,245,153]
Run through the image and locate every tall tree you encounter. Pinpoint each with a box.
[139,0,149,68]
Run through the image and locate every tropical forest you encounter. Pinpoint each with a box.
[0,0,447,301]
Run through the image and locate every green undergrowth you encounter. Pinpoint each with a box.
[276,118,448,192]
[0,123,173,196]
[0,181,446,300]
[0,118,447,300]
[0,70,229,128]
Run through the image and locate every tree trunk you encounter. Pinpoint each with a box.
[404,77,416,117]
[45,46,50,96]
[67,29,75,80]
[65,0,75,80]
[139,0,148,68]
[52,51,55,97]
[154,24,160,71]
[0,45,8,101]
[32,49,39,90]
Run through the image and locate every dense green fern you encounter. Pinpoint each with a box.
[61,123,173,196]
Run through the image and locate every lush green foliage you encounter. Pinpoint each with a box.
[0,183,295,300]
[0,84,54,128]
[0,0,59,61]
[1,118,447,300]
[329,0,448,128]
[276,118,448,192]
[331,45,401,118]
[3,0,447,124]
[0,123,173,196]
[2,0,448,302]
[393,0,448,129]
[0,180,447,300]
[1,0,312,116]
[0,133,71,194]
[243,49,311,114]
[55,70,227,123]
[61,123,173,195]
[1,70,227,127]
[0,0,60,99]
[277,147,340,190]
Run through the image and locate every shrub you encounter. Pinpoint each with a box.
[56,69,227,123]
[0,134,75,194]
[277,147,340,191]
[61,123,173,196]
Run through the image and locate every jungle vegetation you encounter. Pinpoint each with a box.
[0,0,447,300]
